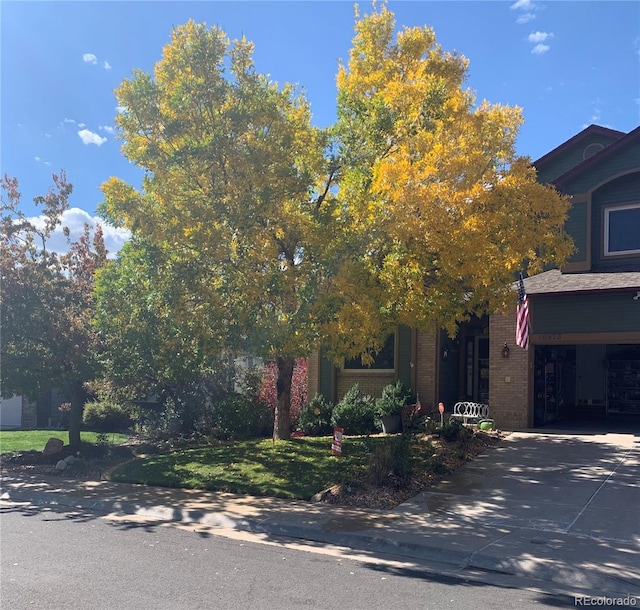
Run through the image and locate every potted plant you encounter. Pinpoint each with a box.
[375,381,411,434]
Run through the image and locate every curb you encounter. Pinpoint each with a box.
[3,483,639,598]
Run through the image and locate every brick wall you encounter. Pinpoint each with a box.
[336,372,395,401]
[489,312,531,429]
[414,330,438,412]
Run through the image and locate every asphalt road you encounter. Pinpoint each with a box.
[0,501,582,610]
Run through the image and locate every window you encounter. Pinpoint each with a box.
[343,334,395,371]
[604,203,640,256]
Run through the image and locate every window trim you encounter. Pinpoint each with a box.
[603,202,640,257]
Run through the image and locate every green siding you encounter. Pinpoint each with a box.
[591,171,640,271]
[397,325,412,390]
[533,293,640,334]
[536,133,620,184]
[566,201,588,263]
[319,355,334,403]
[561,140,640,195]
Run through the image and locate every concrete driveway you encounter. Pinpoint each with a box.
[414,423,639,543]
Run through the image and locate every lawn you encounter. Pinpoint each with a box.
[0,430,130,453]
[110,436,384,500]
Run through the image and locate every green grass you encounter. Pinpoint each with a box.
[0,430,130,453]
[110,436,385,500]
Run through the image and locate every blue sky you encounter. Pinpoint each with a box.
[2,1,639,254]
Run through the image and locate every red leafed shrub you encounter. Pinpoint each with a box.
[258,358,307,430]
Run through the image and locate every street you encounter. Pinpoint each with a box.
[1,501,578,610]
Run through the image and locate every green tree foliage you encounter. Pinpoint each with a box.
[98,8,572,441]
[0,173,106,448]
[100,22,338,440]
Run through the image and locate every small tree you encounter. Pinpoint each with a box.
[1,172,106,449]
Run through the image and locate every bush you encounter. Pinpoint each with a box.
[438,419,471,442]
[83,400,133,433]
[205,394,272,440]
[366,436,413,485]
[299,394,334,436]
[331,384,376,435]
[375,381,411,430]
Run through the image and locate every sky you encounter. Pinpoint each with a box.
[2,0,639,255]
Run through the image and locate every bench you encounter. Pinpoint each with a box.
[449,401,489,425]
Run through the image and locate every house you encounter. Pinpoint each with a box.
[0,389,69,430]
[307,124,640,430]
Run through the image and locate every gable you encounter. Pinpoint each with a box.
[534,126,624,184]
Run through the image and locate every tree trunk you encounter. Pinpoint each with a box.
[68,381,84,450]
[273,356,295,441]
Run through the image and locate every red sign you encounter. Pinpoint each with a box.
[438,402,445,414]
[331,426,344,456]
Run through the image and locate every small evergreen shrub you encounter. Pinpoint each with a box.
[205,394,272,440]
[375,381,411,430]
[438,419,470,442]
[331,384,376,435]
[83,400,133,433]
[299,394,334,436]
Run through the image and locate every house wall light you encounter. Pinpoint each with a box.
[502,343,511,358]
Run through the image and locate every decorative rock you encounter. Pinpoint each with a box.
[43,438,64,456]
[64,455,76,465]
[55,459,68,471]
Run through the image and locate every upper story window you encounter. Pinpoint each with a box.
[604,203,640,256]
[343,333,395,371]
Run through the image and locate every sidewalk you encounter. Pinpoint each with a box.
[2,430,639,598]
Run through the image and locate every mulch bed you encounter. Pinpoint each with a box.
[315,430,504,510]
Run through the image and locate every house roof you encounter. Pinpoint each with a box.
[533,124,626,170]
[522,269,640,295]
[552,125,640,190]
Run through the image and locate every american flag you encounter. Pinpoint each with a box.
[516,273,530,350]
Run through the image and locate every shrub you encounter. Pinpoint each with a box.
[366,436,413,485]
[331,384,376,435]
[299,394,334,436]
[375,381,411,430]
[438,419,471,442]
[205,394,272,440]
[83,400,133,433]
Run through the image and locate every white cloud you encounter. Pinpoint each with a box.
[63,118,76,124]
[35,156,41,162]
[78,122,86,128]
[511,0,538,10]
[528,31,553,43]
[28,208,130,257]
[531,44,551,55]
[45,133,52,138]
[78,129,107,146]
[104,61,112,70]
[115,105,126,114]
[34,156,52,166]
[516,13,536,24]
[83,53,98,65]
[99,125,115,134]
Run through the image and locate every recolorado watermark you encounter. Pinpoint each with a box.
[575,596,638,606]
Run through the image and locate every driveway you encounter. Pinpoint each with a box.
[410,423,640,544]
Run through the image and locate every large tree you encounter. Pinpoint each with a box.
[100,9,572,439]
[0,173,106,449]
[328,6,573,346]
[100,22,338,439]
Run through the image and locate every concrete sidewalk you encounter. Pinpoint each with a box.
[2,430,639,598]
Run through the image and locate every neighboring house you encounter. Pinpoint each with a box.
[308,124,640,430]
[0,389,69,430]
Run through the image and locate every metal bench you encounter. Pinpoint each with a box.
[449,401,489,425]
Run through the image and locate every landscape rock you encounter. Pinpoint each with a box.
[64,455,77,465]
[55,459,68,471]
[43,438,64,456]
